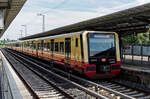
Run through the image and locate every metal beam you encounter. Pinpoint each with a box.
[0,0,27,38]
[133,16,150,23]
[0,0,10,8]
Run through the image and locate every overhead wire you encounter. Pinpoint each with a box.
[25,0,70,25]
[42,0,70,14]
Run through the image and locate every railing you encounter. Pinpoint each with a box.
[122,44,150,64]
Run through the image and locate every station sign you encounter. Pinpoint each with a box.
[0,10,3,29]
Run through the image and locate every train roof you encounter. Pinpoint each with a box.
[23,31,82,42]
[21,31,117,42]
[5,40,23,44]
[7,31,117,43]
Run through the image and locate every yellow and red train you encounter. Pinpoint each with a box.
[6,31,121,79]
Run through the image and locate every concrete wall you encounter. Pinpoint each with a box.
[120,67,150,89]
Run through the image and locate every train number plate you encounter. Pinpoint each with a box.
[103,65,110,72]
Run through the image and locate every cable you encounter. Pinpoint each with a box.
[24,0,70,25]
[42,0,70,14]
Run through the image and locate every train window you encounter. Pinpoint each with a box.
[28,43,30,48]
[26,43,28,48]
[27,43,29,49]
[38,43,40,50]
[29,43,32,49]
[65,38,71,55]
[60,42,64,54]
[33,43,36,49]
[16,43,19,47]
[41,40,44,50]
[76,38,78,47]
[49,42,51,51]
[31,41,34,49]
[43,43,47,52]
[55,42,58,52]
[47,43,49,49]
[51,40,54,51]
[47,42,50,51]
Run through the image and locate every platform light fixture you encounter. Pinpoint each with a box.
[37,13,45,32]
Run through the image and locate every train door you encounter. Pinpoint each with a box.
[51,39,54,59]
[21,42,23,52]
[32,41,33,53]
[50,39,54,66]
[41,40,44,55]
[48,41,50,58]
[37,42,40,57]
[65,38,71,66]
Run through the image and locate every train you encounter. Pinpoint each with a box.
[6,31,121,79]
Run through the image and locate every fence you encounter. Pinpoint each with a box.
[122,44,150,64]
[124,44,150,56]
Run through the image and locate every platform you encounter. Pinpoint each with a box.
[121,55,150,88]
[122,64,150,73]
[122,54,150,73]
[0,51,32,99]
[120,66,150,88]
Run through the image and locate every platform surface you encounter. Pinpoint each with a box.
[0,51,33,99]
[122,64,150,73]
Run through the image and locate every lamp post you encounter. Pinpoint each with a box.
[22,25,27,36]
[37,13,45,32]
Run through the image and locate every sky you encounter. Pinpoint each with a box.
[1,0,150,40]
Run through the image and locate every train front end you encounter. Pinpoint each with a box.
[82,31,121,79]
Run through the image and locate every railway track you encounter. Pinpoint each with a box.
[1,49,72,99]
[53,68,150,99]
[3,48,150,99]
[95,80,150,99]
[2,48,108,99]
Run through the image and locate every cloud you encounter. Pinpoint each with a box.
[96,0,150,15]
[136,0,150,4]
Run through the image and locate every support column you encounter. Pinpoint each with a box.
[118,33,123,61]
[131,33,135,62]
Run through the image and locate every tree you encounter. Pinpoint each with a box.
[122,32,149,45]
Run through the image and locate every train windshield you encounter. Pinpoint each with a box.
[88,33,116,57]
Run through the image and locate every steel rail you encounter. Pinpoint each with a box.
[4,48,109,99]
[5,48,136,99]
[1,50,40,99]
[3,49,73,99]
[53,69,136,99]
[12,48,150,98]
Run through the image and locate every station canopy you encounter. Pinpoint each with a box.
[20,3,150,40]
[0,0,27,37]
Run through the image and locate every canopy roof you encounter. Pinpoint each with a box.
[20,3,150,40]
[0,0,27,37]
